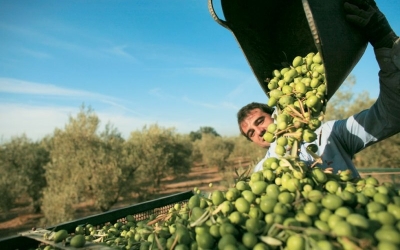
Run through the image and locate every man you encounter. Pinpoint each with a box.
[237,0,400,176]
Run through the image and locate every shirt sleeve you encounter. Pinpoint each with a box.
[324,38,400,176]
[329,38,400,156]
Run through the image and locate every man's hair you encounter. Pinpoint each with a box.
[237,102,275,140]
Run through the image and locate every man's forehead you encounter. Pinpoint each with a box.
[247,109,262,118]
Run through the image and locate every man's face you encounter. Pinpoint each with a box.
[240,108,274,148]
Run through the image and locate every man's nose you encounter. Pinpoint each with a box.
[254,126,264,136]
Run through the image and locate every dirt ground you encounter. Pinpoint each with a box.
[0,162,251,239]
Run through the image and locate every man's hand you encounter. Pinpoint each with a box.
[344,0,398,49]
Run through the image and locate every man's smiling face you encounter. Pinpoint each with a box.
[240,108,274,148]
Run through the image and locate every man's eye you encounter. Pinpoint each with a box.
[255,117,264,125]
[248,130,254,138]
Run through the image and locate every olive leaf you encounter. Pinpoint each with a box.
[259,235,283,246]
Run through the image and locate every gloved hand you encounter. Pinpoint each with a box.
[344,0,398,49]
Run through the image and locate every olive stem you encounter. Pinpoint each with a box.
[170,234,179,250]
[153,233,164,250]
[290,139,299,158]
[286,105,305,119]
[189,209,211,227]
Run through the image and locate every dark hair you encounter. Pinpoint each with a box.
[237,102,275,140]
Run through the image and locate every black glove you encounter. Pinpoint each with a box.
[344,0,398,49]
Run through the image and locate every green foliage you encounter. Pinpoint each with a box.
[325,75,374,121]
[189,126,220,141]
[354,134,400,169]
[41,106,132,224]
[168,134,193,176]
[125,124,193,200]
[91,124,135,212]
[227,135,266,168]
[193,133,234,170]
[0,135,49,212]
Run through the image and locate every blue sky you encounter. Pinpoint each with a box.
[0,0,399,141]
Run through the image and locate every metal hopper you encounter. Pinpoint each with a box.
[208,0,368,101]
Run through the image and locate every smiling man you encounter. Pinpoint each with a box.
[237,102,275,148]
[237,0,400,175]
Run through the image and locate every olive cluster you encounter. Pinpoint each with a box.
[263,52,326,158]
[181,168,400,250]
[41,170,400,250]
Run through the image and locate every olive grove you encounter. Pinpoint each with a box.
[1,77,400,225]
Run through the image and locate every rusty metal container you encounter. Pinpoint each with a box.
[208,0,368,100]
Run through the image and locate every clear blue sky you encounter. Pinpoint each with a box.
[0,0,399,141]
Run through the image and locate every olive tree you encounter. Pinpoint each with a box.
[193,133,234,170]
[125,124,192,200]
[189,126,220,141]
[89,124,137,212]
[325,75,374,121]
[41,106,132,224]
[227,135,266,168]
[0,135,48,212]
